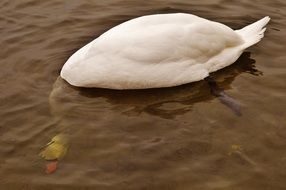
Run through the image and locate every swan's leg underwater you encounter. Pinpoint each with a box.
[204,76,242,116]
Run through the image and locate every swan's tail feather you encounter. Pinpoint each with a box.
[236,16,270,49]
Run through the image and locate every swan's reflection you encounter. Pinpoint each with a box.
[49,52,260,120]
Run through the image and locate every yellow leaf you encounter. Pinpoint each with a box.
[231,144,242,151]
[228,144,243,156]
[39,134,68,161]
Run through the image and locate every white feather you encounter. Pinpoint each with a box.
[60,13,270,89]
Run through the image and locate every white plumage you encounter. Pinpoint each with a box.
[60,13,270,89]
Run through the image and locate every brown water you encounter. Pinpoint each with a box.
[1,0,286,189]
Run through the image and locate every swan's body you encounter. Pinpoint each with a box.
[61,13,270,89]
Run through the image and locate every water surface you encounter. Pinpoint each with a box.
[1,0,286,189]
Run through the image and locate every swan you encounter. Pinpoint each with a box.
[60,13,270,90]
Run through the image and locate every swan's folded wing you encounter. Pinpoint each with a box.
[87,19,243,65]
[61,13,244,89]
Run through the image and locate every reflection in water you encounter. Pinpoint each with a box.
[49,52,260,120]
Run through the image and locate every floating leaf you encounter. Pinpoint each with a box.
[231,144,242,151]
[46,161,58,174]
[39,134,68,161]
[228,144,243,155]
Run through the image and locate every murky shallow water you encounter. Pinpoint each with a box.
[1,0,286,189]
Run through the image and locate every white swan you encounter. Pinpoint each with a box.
[60,13,270,89]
